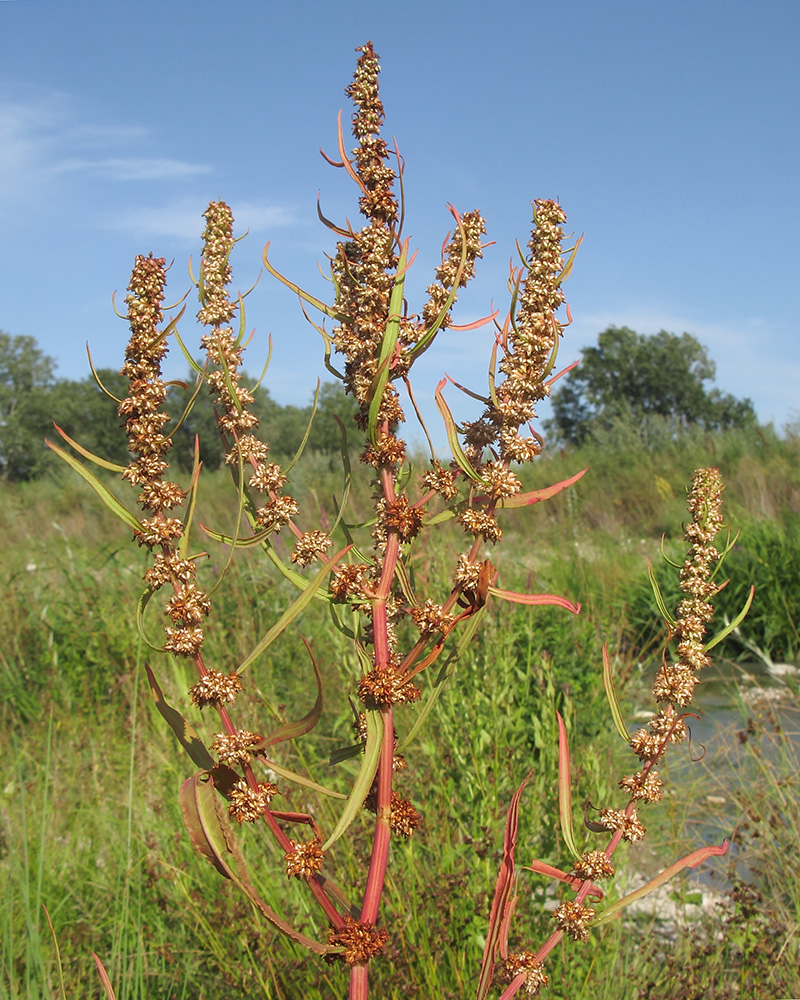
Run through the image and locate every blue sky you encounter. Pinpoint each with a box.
[1,0,798,440]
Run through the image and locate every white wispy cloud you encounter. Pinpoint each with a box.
[53,156,211,181]
[0,87,210,208]
[108,198,296,241]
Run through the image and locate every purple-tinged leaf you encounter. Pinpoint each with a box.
[521,859,604,901]
[179,772,331,953]
[488,587,581,615]
[476,770,534,1000]
[477,468,588,509]
[145,665,216,771]
[594,841,729,926]
[91,954,118,1000]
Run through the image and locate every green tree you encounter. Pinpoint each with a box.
[0,331,57,480]
[548,326,757,445]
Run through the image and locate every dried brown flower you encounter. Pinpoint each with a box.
[228,779,278,823]
[284,837,324,879]
[570,849,615,882]
[494,952,549,997]
[189,669,243,708]
[211,730,264,767]
[358,667,420,708]
[328,915,387,964]
[553,899,595,942]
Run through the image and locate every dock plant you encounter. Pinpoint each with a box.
[48,41,753,1000]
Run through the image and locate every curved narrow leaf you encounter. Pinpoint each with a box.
[91,954,118,1000]
[398,609,485,752]
[602,645,630,742]
[480,468,588,509]
[136,589,167,653]
[488,587,581,615]
[328,414,352,537]
[434,379,483,483]
[262,242,345,321]
[179,437,202,560]
[51,422,126,473]
[648,559,677,628]
[557,712,580,859]
[263,640,324,747]
[477,770,534,1000]
[179,772,331,953]
[236,545,350,674]
[407,205,469,362]
[44,439,143,531]
[202,523,274,549]
[263,757,346,799]
[180,771,233,878]
[704,585,754,652]
[425,507,459,526]
[593,840,729,926]
[321,710,383,851]
[145,664,215,770]
[522,860,604,901]
[284,379,320,474]
[86,347,122,402]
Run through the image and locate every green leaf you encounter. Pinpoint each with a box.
[648,559,677,628]
[179,771,331,953]
[263,641,324,747]
[145,664,216,770]
[434,379,483,483]
[322,709,383,851]
[367,241,409,446]
[51,422,127,473]
[136,590,167,653]
[602,645,630,742]
[398,608,484,752]
[557,712,580,859]
[284,379,320,474]
[262,758,346,799]
[236,545,349,674]
[704,585,755,652]
[202,523,274,549]
[179,439,202,560]
[262,242,346,322]
[44,439,142,531]
[406,205,469,362]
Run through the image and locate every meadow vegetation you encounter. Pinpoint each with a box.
[2,40,799,1000]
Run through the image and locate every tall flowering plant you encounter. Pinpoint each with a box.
[48,41,750,1000]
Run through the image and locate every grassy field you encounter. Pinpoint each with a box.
[2,426,799,999]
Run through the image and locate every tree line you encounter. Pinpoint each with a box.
[0,326,757,481]
[0,331,359,481]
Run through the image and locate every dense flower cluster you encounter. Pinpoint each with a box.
[197,201,301,539]
[118,254,211,661]
[494,953,549,997]
[328,916,387,964]
[464,200,569,467]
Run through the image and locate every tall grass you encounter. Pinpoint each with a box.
[3,430,798,998]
